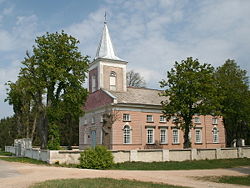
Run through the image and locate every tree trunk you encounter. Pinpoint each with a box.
[38,110,48,149]
[31,113,37,142]
[183,118,192,148]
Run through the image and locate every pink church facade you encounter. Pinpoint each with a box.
[79,22,226,150]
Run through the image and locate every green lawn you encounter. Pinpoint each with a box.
[30,178,187,188]
[0,156,48,165]
[111,158,250,170]
[196,175,250,186]
[0,151,13,156]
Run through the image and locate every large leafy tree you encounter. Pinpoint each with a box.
[6,31,89,149]
[215,59,250,146]
[5,77,35,139]
[160,57,221,148]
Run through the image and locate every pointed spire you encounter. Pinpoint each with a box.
[95,18,122,61]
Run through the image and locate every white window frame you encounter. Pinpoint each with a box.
[110,71,116,91]
[123,114,131,122]
[172,129,179,144]
[194,117,201,124]
[84,119,87,125]
[146,115,153,122]
[100,115,103,123]
[91,117,95,124]
[83,133,88,144]
[147,128,154,144]
[123,125,131,144]
[212,118,218,125]
[160,128,168,144]
[213,127,219,143]
[160,115,166,122]
[92,75,96,92]
[195,129,202,143]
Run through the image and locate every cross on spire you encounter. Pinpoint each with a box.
[104,11,107,24]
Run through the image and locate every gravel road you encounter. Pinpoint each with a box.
[0,160,249,188]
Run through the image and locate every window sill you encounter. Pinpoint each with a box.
[160,143,168,145]
[147,121,154,123]
[172,143,180,145]
[195,142,203,145]
[123,120,131,122]
[159,121,167,123]
[146,143,155,145]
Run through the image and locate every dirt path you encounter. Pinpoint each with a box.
[0,160,249,188]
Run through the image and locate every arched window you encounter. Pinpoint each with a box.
[92,75,96,92]
[123,125,131,144]
[110,71,116,90]
[212,127,219,143]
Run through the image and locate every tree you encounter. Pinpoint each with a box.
[127,70,146,87]
[0,116,18,150]
[215,59,250,146]
[102,108,120,149]
[160,57,221,148]
[5,75,37,141]
[6,31,89,149]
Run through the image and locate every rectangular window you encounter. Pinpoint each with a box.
[213,128,219,143]
[146,115,153,122]
[160,115,166,122]
[194,117,201,123]
[91,117,95,124]
[172,129,179,144]
[110,76,116,91]
[92,76,96,92]
[123,126,131,144]
[100,115,103,123]
[84,119,87,125]
[84,133,88,144]
[160,129,167,144]
[123,114,130,121]
[147,128,154,144]
[195,129,202,143]
[212,118,218,125]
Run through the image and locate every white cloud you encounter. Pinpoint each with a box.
[3,6,14,15]
[0,30,13,51]
[0,14,39,118]
[64,0,250,89]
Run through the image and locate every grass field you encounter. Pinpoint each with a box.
[195,175,250,186]
[30,178,187,188]
[0,151,13,156]
[111,158,250,170]
[0,154,48,165]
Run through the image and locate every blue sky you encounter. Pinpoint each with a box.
[0,0,250,118]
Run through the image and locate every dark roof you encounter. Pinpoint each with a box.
[106,87,168,106]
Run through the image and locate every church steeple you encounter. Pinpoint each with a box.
[95,22,122,61]
[89,17,127,93]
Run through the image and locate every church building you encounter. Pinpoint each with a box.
[79,21,226,150]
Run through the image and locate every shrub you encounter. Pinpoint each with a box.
[79,145,114,169]
[47,123,60,150]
